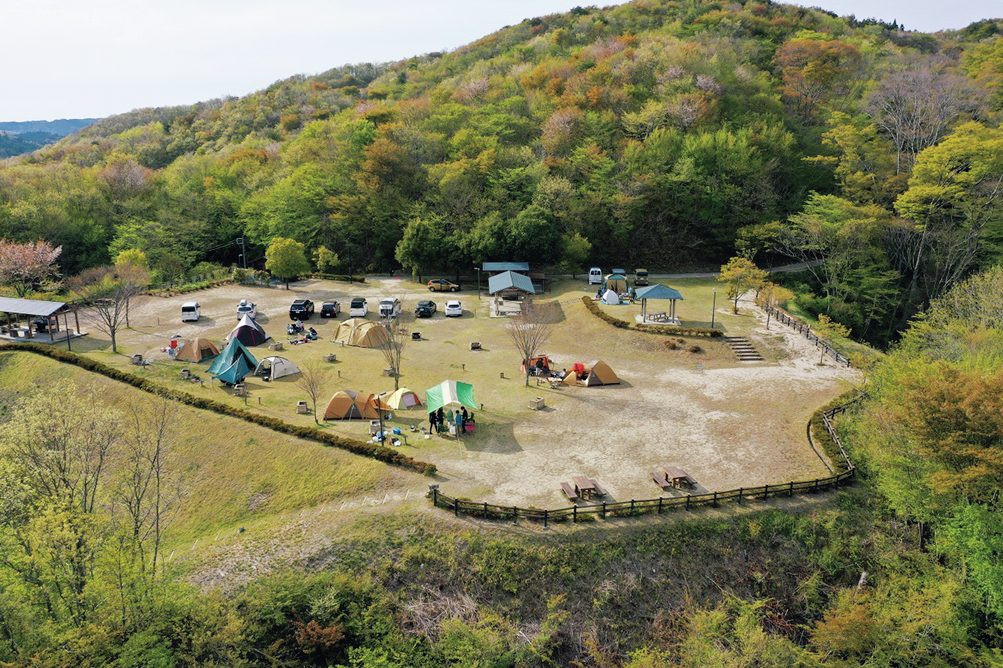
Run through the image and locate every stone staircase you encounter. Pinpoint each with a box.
[724,336,763,362]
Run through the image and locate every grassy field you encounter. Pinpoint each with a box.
[55,276,861,510]
[0,351,424,551]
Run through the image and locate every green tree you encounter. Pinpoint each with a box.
[313,245,340,274]
[265,237,311,289]
[559,231,591,278]
[718,257,767,313]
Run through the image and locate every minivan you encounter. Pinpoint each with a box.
[588,267,603,285]
[349,297,368,318]
[180,302,201,322]
[378,298,402,319]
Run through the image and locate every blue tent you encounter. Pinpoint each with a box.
[207,338,258,378]
[214,356,252,386]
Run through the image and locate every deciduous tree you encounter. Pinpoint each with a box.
[0,239,62,297]
[718,257,767,314]
[265,237,311,289]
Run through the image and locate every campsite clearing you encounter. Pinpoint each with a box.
[70,276,860,509]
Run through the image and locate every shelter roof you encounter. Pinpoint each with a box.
[488,270,535,295]
[0,297,67,317]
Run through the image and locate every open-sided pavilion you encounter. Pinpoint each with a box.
[0,297,84,349]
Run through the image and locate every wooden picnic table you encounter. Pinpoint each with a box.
[661,466,694,489]
[572,475,607,500]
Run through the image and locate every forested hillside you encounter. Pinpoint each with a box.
[0,119,97,158]
[0,2,1001,344]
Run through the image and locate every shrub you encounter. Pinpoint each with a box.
[580,296,722,338]
[688,345,702,353]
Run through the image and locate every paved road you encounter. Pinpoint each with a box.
[645,261,816,280]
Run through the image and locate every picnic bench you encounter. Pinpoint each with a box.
[652,466,694,490]
[572,475,607,500]
[560,482,578,501]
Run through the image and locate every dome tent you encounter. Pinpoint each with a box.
[563,360,620,387]
[323,390,388,420]
[174,337,218,363]
[334,318,390,347]
[254,356,300,380]
[227,314,269,346]
[601,289,620,305]
[385,387,422,410]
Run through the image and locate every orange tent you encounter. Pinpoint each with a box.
[323,390,389,420]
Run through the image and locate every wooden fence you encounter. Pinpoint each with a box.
[763,304,851,367]
[428,400,858,526]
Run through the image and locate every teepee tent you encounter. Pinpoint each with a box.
[254,356,300,380]
[425,380,477,414]
[227,314,269,346]
[385,387,422,410]
[175,337,218,363]
[601,289,620,305]
[214,355,252,386]
[207,338,258,378]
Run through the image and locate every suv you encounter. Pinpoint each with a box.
[634,268,649,286]
[427,278,459,292]
[378,298,402,319]
[415,300,436,318]
[444,300,462,317]
[349,297,368,318]
[289,299,315,320]
[236,299,257,320]
[320,301,340,318]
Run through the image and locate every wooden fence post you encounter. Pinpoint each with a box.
[483,501,488,517]
[601,502,607,519]
[685,495,691,510]
[712,491,718,507]
[454,499,459,516]
[630,499,635,515]
[573,506,577,523]
[544,509,548,528]
[813,479,820,492]
[738,488,743,504]
[658,497,663,513]
[431,486,438,506]
[788,481,794,497]
[512,506,517,524]
[763,484,769,500]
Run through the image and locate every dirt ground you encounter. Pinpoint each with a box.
[71,276,861,508]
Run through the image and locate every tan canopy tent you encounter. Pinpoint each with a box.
[563,359,620,387]
[174,338,219,362]
[334,318,390,347]
[323,390,389,420]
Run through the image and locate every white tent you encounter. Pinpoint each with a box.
[601,289,621,305]
[254,356,300,380]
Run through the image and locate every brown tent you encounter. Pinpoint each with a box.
[334,318,391,348]
[175,337,219,363]
[323,390,388,420]
[563,359,620,387]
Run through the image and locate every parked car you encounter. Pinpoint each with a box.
[588,267,603,285]
[612,267,627,276]
[427,278,460,292]
[349,297,368,317]
[415,300,437,318]
[320,301,340,318]
[634,268,650,286]
[236,299,257,320]
[444,300,462,317]
[180,301,201,322]
[378,298,402,319]
[289,299,314,320]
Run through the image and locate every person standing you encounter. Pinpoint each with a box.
[428,410,436,434]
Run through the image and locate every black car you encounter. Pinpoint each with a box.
[415,300,437,318]
[320,301,340,318]
[289,299,315,320]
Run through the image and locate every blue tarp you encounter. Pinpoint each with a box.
[214,356,251,385]
[482,261,529,272]
[636,284,684,301]
[207,337,258,376]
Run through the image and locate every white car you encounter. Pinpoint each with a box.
[349,297,368,318]
[588,267,603,285]
[378,298,401,319]
[444,300,462,317]
[236,299,257,320]
[180,301,200,322]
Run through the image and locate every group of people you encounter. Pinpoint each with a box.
[288,320,318,343]
[428,406,476,435]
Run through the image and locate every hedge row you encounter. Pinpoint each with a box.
[145,278,234,297]
[581,296,722,338]
[308,273,367,283]
[0,344,436,475]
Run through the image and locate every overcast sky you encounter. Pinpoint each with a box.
[1,0,997,121]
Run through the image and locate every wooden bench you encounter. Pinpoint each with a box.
[561,482,579,501]
[652,472,671,489]
[592,481,608,497]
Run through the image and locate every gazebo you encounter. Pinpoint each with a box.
[488,270,535,298]
[0,297,83,349]
[635,284,684,324]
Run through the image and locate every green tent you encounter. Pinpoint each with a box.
[207,338,258,377]
[214,356,252,386]
[425,380,477,414]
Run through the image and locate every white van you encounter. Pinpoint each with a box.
[588,267,603,285]
[378,298,402,319]
[180,302,201,322]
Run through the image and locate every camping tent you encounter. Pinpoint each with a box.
[521,354,553,376]
[227,314,269,346]
[385,387,422,410]
[604,273,627,293]
[425,380,477,413]
[334,318,390,347]
[207,338,258,383]
[254,356,300,380]
[174,337,218,363]
[601,289,621,305]
[323,390,387,420]
[563,360,620,387]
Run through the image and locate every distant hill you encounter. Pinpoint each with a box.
[0,118,97,157]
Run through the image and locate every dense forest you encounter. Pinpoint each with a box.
[0,119,97,158]
[1,2,1001,344]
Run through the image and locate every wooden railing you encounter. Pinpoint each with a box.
[763,304,851,367]
[428,399,859,525]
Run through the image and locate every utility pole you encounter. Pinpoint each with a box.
[711,288,717,329]
[237,237,246,269]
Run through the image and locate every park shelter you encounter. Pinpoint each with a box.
[174,338,219,363]
[385,387,422,410]
[227,314,269,346]
[488,270,535,298]
[604,274,627,294]
[323,390,386,420]
[254,356,300,380]
[334,318,390,347]
[601,289,620,305]
[425,380,477,414]
[0,297,83,348]
[482,261,529,276]
[636,283,684,324]
[563,360,620,387]
[207,338,258,378]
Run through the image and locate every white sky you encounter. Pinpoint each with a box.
[0,0,997,121]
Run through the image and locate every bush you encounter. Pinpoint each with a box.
[665,341,678,350]
[580,296,722,338]
[688,345,702,353]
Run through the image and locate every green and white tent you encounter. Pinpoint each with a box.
[425,380,477,414]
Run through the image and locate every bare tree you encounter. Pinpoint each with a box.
[379,300,409,391]
[507,300,553,387]
[70,266,144,353]
[296,362,331,424]
[867,62,984,173]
